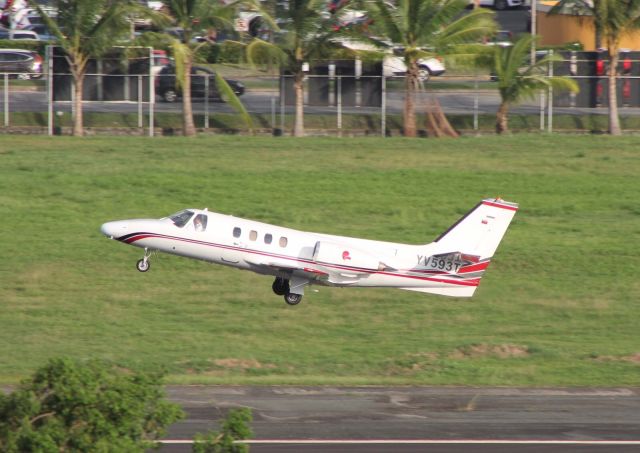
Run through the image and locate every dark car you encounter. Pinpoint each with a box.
[156,65,245,103]
[0,49,43,79]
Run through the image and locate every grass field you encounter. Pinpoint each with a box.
[1,134,638,386]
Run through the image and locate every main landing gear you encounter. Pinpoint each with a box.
[136,248,151,272]
[272,277,303,305]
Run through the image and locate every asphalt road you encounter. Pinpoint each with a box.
[157,386,640,453]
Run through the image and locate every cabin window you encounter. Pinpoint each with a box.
[249,230,258,241]
[264,233,272,244]
[279,237,288,247]
[233,227,241,238]
[193,214,208,232]
[169,210,194,228]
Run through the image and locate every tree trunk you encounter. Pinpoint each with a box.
[607,50,621,136]
[495,101,510,134]
[403,62,418,137]
[182,57,196,137]
[73,74,84,137]
[293,71,304,137]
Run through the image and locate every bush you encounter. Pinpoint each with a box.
[216,41,245,64]
[192,408,253,453]
[194,43,221,64]
[0,358,184,452]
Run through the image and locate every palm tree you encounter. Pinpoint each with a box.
[163,0,260,137]
[363,0,496,137]
[35,0,151,136]
[163,0,241,136]
[481,35,578,134]
[549,0,640,135]
[247,0,351,137]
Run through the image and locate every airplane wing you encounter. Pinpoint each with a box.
[244,257,371,285]
[244,257,329,280]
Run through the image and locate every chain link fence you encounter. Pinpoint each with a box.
[3,53,640,136]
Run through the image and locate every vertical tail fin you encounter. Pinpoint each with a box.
[404,199,518,298]
[433,198,518,260]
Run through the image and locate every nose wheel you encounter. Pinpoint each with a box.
[136,258,150,272]
[136,248,151,272]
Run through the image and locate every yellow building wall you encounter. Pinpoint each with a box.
[538,12,640,51]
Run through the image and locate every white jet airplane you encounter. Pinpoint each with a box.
[100,198,518,305]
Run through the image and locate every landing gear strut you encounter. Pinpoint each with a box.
[136,248,151,272]
[272,277,303,305]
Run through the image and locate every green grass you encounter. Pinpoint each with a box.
[1,134,639,386]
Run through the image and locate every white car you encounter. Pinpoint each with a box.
[383,50,445,82]
[336,39,446,82]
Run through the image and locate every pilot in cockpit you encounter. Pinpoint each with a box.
[194,215,205,232]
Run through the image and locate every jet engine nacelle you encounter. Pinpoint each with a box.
[312,241,388,271]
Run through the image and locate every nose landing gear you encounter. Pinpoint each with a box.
[136,248,152,272]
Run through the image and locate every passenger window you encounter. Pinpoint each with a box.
[279,237,288,247]
[249,230,257,241]
[264,233,272,244]
[233,227,241,238]
[193,214,208,232]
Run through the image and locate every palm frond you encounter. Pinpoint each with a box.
[214,72,253,132]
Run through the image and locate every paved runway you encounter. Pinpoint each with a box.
[159,386,640,452]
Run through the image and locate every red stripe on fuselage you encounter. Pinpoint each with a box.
[458,261,490,274]
[122,232,480,287]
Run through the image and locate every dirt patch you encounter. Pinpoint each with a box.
[213,358,276,370]
[594,353,640,364]
[450,344,530,359]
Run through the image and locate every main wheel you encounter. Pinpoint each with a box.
[162,89,178,103]
[284,293,302,305]
[272,278,289,296]
[136,259,150,272]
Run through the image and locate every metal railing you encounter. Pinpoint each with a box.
[3,70,640,136]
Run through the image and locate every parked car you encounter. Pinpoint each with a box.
[0,48,43,79]
[384,47,446,82]
[25,24,56,41]
[156,65,245,102]
[7,30,40,40]
[336,39,446,82]
[469,0,523,10]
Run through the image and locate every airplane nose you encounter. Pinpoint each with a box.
[100,221,128,239]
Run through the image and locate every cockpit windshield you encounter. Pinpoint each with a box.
[169,210,194,228]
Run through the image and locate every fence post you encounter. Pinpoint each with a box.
[337,76,342,137]
[539,90,545,131]
[547,49,553,133]
[280,74,285,134]
[204,74,209,129]
[149,47,154,137]
[271,96,276,135]
[4,73,8,127]
[47,46,53,136]
[138,75,143,131]
[381,75,386,137]
[473,72,479,132]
